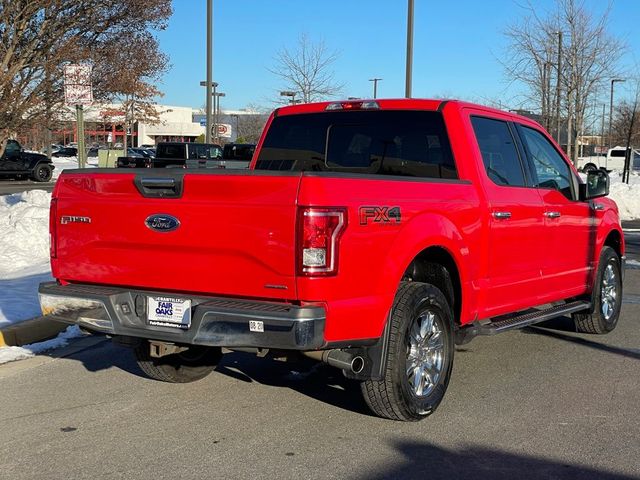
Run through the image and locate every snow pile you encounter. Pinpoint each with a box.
[608,172,640,221]
[0,326,83,365]
[0,190,52,278]
[52,156,98,179]
[0,190,53,325]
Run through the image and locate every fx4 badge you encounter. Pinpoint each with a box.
[359,206,401,225]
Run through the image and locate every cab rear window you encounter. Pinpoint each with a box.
[255,110,457,179]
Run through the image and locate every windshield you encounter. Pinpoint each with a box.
[255,110,457,178]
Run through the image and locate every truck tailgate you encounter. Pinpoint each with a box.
[52,170,301,300]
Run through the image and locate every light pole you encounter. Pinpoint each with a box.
[555,31,563,144]
[280,91,297,105]
[405,0,414,98]
[608,78,625,150]
[205,0,214,144]
[369,78,382,99]
[200,80,218,141]
[232,114,239,142]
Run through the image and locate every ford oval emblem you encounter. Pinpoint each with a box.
[145,214,180,232]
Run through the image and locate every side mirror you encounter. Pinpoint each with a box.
[579,169,609,201]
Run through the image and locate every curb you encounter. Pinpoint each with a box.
[0,316,67,347]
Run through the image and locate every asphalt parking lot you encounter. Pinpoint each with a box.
[1,270,639,479]
[0,180,55,195]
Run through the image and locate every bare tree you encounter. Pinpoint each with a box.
[503,0,624,164]
[235,108,269,144]
[269,33,343,103]
[610,80,640,183]
[0,0,171,156]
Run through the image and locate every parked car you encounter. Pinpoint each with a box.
[1,139,54,181]
[117,142,222,168]
[578,146,640,172]
[130,148,155,158]
[39,99,624,421]
[220,143,256,168]
[52,147,78,158]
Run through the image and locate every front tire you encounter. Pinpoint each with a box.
[134,343,221,383]
[361,282,455,421]
[573,246,622,334]
[32,164,53,182]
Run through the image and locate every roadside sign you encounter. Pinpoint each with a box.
[212,124,232,138]
[64,65,93,106]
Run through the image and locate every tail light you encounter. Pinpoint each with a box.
[297,207,346,276]
[49,197,58,259]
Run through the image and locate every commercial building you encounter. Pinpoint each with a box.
[51,103,206,147]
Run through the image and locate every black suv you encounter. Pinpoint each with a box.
[0,140,55,182]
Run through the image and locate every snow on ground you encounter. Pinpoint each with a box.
[0,190,53,326]
[52,156,98,179]
[607,171,640,222]
[0,325,83,365]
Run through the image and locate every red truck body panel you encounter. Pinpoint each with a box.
[49,99,625,346]
[52,172,302,301]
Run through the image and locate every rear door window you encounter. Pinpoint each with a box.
[255,110,457,179]
[471,116,526,187]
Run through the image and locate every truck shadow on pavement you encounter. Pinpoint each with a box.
[360,440,638,480]
[77,341,374,417]
[522,315,640,361]
[213,351,374,417]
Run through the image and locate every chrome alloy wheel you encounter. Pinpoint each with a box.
[601,264,618,320]
[406,310,445,397]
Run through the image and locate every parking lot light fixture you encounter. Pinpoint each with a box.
[369,78,382,99]
[280,91,297,105]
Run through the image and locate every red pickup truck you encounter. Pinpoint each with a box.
[39,99,625,421]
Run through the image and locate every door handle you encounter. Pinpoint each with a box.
[544,211,561,218]
[493,211,512,219]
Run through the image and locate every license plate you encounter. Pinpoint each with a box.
[147,296,192,329]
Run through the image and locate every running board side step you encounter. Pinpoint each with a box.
[455,300,591,345]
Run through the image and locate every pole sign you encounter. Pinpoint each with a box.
[64,65,93,106]
[212,124,232,138]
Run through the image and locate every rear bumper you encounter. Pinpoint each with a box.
[38,282,326,350]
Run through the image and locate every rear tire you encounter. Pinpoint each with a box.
[361,282,455,421]
[134,343,221,383]
[582,163,597,173]
[573,246,622,334]
[32,164,52,182]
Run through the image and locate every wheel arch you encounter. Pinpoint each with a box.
[402,246,463,325]
[379,212,477,327]
[604,228,623,258]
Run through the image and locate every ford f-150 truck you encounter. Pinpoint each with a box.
[39,99,625,421]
